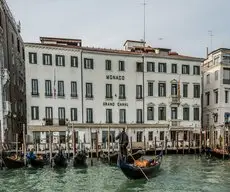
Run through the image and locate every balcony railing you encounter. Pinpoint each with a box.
[59,119,66,126]
[171,95,180,104]
[45,119,53,126]
[171,120,180,127]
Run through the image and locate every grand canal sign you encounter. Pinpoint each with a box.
[106,75,125,80]
[103,102,128,106]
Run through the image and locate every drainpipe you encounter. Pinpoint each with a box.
[80,50,84,123]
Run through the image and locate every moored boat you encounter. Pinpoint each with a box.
[53,151,68,168]
[100,150,144,164]
[117,152,162,180]
[73,150,88,167]
[3,156,25,169]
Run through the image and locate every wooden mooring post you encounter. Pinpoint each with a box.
[49,131,53,167]
[182,130,185,155]
[154,136,157,156]
[23,125,26,166]
[176,131,178,154]
[165,136,167,155]
[72,124,76,157]
[130,136,132,153]
[16,133,18,158]
[223,127,225,160]
[107,126,110,164]
[90,127,93,165]
[96,130,99,160]
[188,131,191,154]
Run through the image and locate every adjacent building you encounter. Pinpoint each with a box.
[0,0,26,143]
[25,37,203,150]
[202,48,230,147]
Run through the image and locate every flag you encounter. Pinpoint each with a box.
[53,68,56,98]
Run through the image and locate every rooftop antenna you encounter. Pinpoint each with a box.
[208,30,213,53]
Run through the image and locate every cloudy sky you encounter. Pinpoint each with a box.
[6,0,230,57]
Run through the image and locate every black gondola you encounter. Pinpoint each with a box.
[53,152,68,168]
[117,152,162,180]
[73,150,88,167]
[29,158,46,168]
[100,150,144,164]
[3,157,25,169]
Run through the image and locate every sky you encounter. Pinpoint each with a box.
[5,0,230,58]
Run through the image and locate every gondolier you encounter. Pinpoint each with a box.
[116,128,129,161]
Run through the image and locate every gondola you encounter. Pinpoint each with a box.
[210,149,230,160]
[73,150,88,167]
[3,156,25,169]
[53,152,68,168]
[117,152,163,180]
[100,150,144,164]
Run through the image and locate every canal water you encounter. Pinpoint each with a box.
[0,155,230,192]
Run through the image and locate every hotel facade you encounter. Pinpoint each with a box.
[25,37,203,150]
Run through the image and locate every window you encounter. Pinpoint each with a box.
[11,33,14,45]
[105,60,111,70]
[137,131,143,142]
[43,54,52,65]
[171,64,177,73]
[193,66,200,75]
[86,83,93,98]
[183,107,189,120]
[214,90,218,104]
[56,55,65,66]
[71,81,77,97]
[84,58,94,69]
[119,109,126,123]
[17,38,20,53]
[147,107,154,120]
[71,56,78,67]
[31,106,39,120]
[158,82,166,97]
[136,109,143,123]
[71,108,78,121]
[58,107,65,120]
[171,107,178,119]
[86,108,93,123]
[118,61,125,71]
[206,74,210,84]
[171,84,177,96]
[193,84,200,98]
[45,80,52,96]
[206,92,210,105]
[136,85,142,99]
[29,52,37,64]
[148,82,153,96]
[148,131,153,141]
[193,108,199,121]
[215,71,218,80]
[160,131,164,141]
[31,79,39,96]
[136,62,143,72]
[182,65,189,74]
[158,63,166,72]
[183,84,188,97]
[58,81,65,96]
[223,68,230,84]
[106,109,113,123]
[106,84,112,98]
[158,107,166,120]
[45,107,53,119]
[147,62,155,72]
[225,91,229,103]
[119,84,126,99]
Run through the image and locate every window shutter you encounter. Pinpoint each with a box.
[34,53,37,64]
[43,54,45,65]
[63,56,65,66]
[84,58,86,68]
[56,55,58,66]
[91,59,94,69]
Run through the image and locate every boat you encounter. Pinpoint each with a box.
[73,150,88,167]
[210,148,230,160]
[53,151,68,168]
[117,152,163,180]
[3,156,25,169]
[100,150,144,164]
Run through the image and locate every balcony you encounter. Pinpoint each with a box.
[44,119,53,126]
[171,95,180,104]
[3,101,11,116]
[2,68,10,85]
[171,120,180,127]
[59,119,66,126]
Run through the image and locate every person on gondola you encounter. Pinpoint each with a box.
[116,128,129,162]
[26,149,36,160]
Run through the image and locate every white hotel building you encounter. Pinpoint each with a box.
[25,37,203,149]
[202,48,230,147]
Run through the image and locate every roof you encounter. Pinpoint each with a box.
[25,42,204,62]
[208,48,230,56]
[40,37,82,43]
[123,39,146,46]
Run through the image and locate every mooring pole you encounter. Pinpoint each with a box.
[23,124,26,166]
[107,125,110,163]
[96,130,99,160]
[72,123,76,157]
[16,133,18,158]
[90,127,93,165]
[49,131,52,167]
